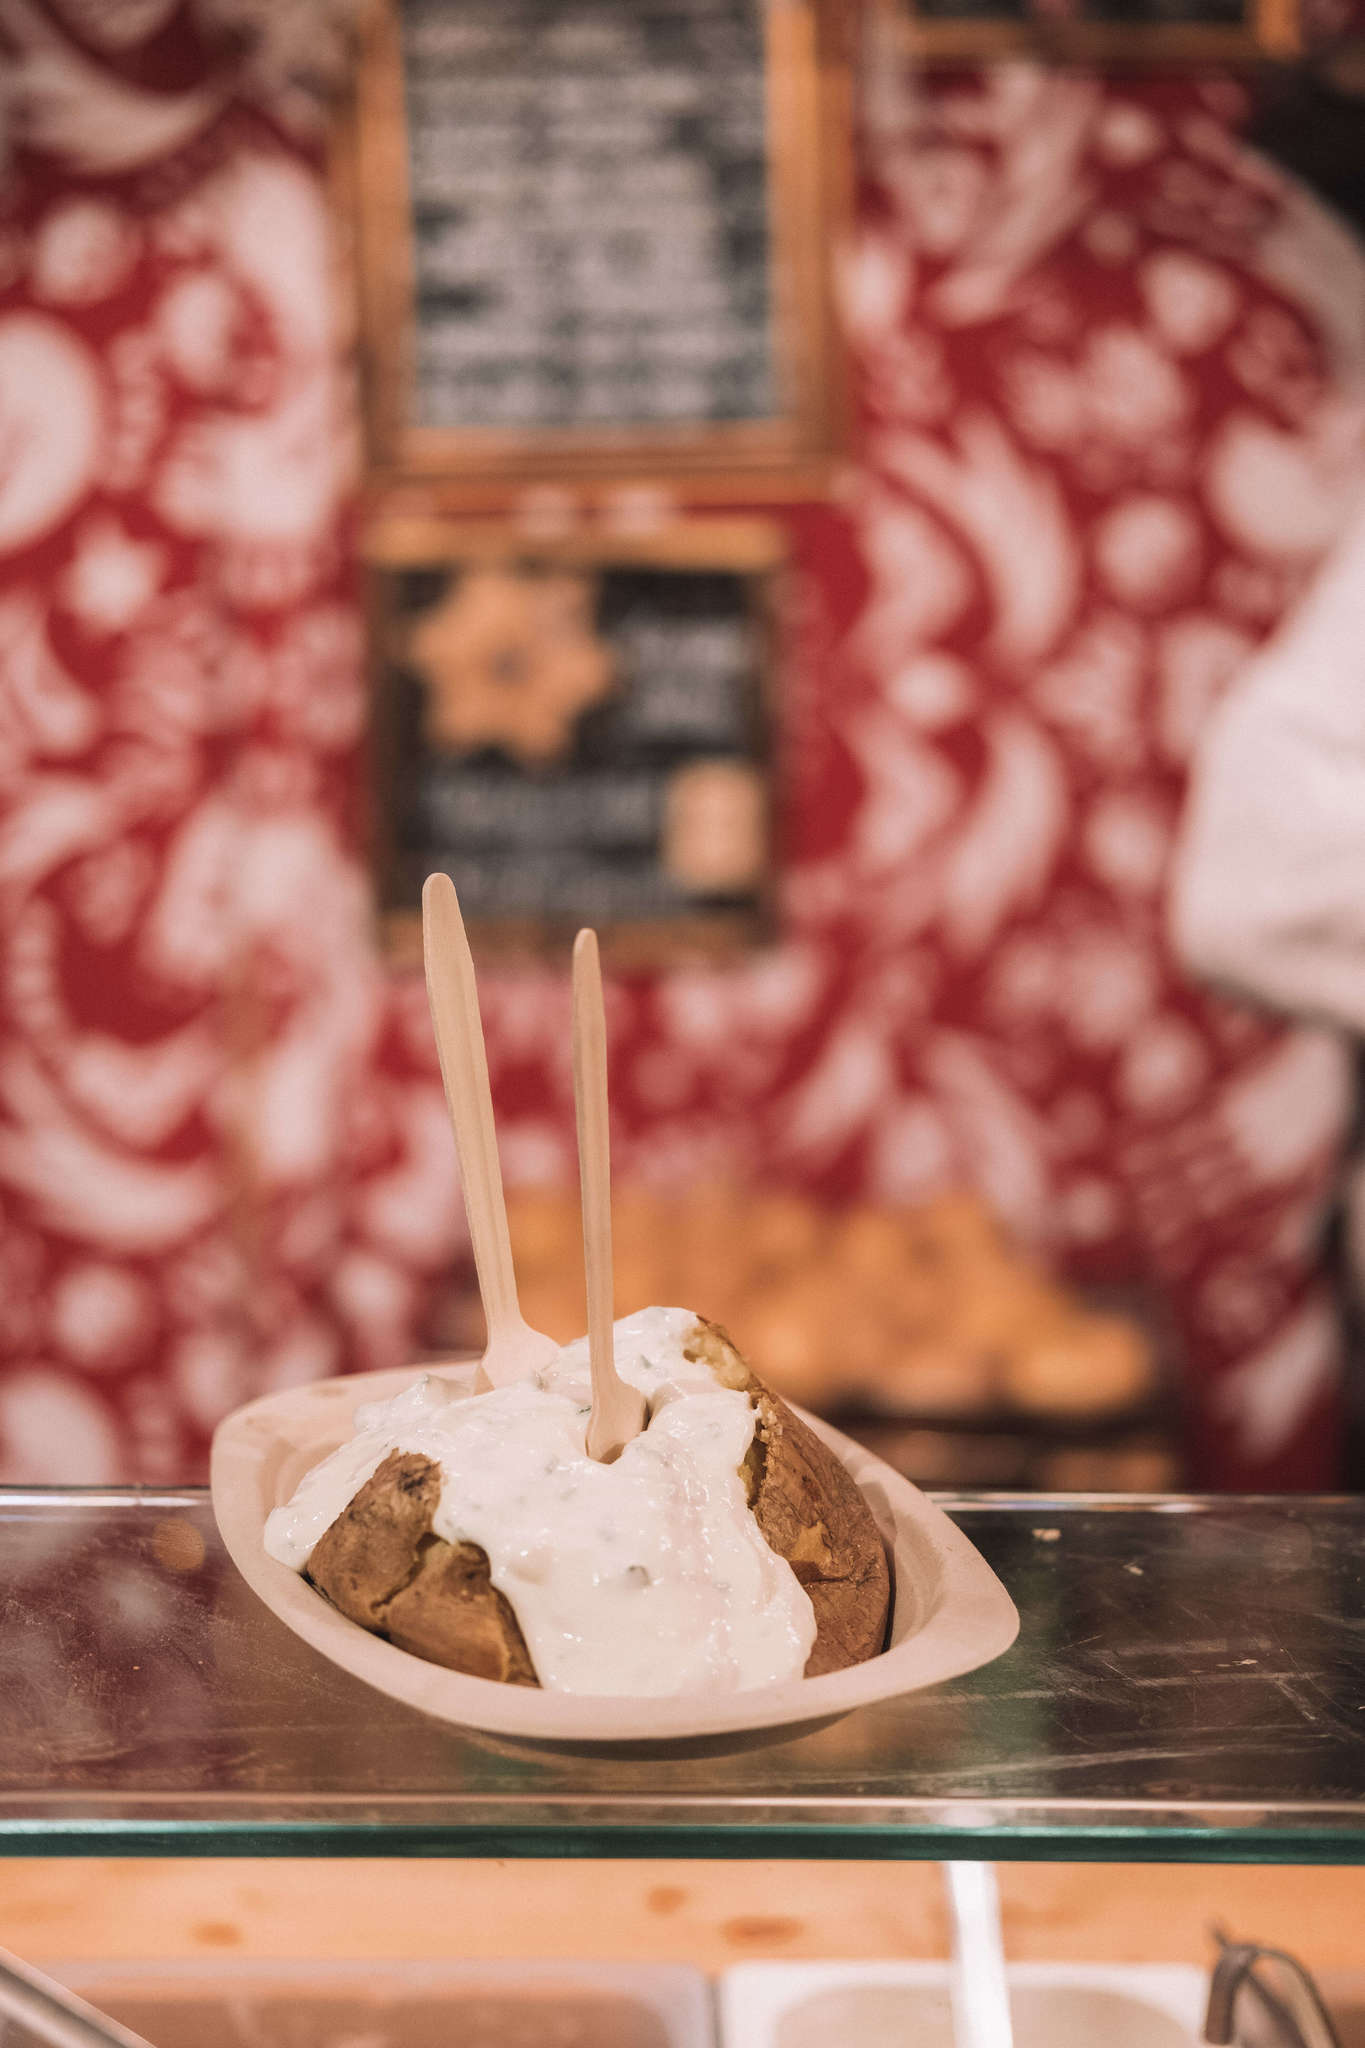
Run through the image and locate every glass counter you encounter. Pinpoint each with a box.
[2,1489,1362,1863]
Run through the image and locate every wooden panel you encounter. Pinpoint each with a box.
[2,1860,1362,1970]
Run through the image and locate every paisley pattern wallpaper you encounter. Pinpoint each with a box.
[1,1,1364,1487]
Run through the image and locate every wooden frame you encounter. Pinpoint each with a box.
[887,0,1299,63]
[365,515,786,966]
[350,0,852,494]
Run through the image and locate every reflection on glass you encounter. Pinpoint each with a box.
[1,1492,1362,1859]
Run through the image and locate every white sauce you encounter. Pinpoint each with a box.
[264,1306,816,1697]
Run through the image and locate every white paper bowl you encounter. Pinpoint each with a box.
[210,1363,1019,1752]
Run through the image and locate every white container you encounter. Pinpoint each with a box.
[211,1364,1018,1753]
[7,1958,715,2048]
[718,1960,1209,2048]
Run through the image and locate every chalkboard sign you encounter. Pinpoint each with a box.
[369,520,781,958]
[888,0,1297,59]
[351,0,848,488]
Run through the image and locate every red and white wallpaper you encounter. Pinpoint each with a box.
[1,2,1364,1488]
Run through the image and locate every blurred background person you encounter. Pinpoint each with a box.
[1173,483,1365,1484]
[1171,47,1365,1484]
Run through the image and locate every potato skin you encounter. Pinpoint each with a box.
[307,1451,537,1685]
[684,1320,892,1678]
[304,1321,891,1686]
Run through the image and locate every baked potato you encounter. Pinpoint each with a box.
[306,1319,890,1688]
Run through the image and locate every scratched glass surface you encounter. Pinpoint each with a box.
[2,1491,1363,1860]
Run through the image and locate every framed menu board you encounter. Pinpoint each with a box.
[350,0,849,491]
[889,0,1298,60]
[367,518,782,961]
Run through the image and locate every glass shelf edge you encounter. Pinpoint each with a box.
[2,1821,1364,1865]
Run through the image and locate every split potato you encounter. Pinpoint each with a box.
[305,1319,891,1689]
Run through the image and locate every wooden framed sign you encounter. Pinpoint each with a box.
[350,0,849,491]
[367,518,782,961]
[888,0,1298,61]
